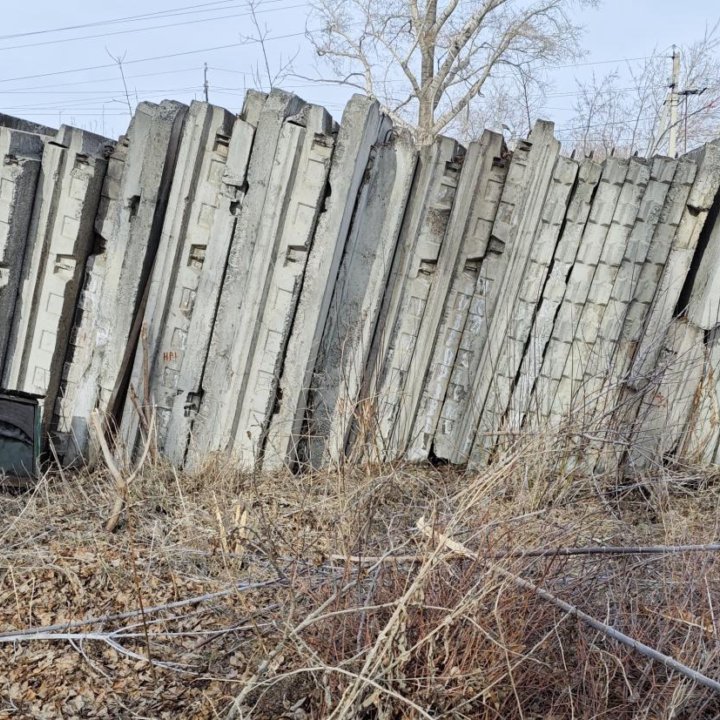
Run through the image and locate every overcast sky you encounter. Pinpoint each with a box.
[1,0,717,144]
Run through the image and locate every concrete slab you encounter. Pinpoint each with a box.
[406,130,506,462]
[471,154,578,457]
[0,129,43,376]
[354,134,463,464]
[162,112,258,466]
[507,159,603,428]
[185,90,317,467]
[306,128,417,468]
[262,95,387,471]
[119,101,236,457]
[2,126,113,437]
[626,319,705,471]
[435,121,559,465]
[432,131,542,461]
[630,142,720,386]
[50,101,188,464]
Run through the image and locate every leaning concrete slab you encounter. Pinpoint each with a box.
[473,153,578,460]
[51,100,188,464]
[547,158,651,430]
[438,121,559,465]
[162,112,258,467]
[626,318,706,471]
[0,113,55,137]
[119,101,236,458]
[507,158,603,429]
[2,126,112,436]
[406,130,507,463]
[306,128,417,468]
[432,132,543,462]
[184,90,312,466]
[262,95,387,471]
[355,134,463,464]
[526,157,630,429]
[630,142,720,386]
[221,105,335,468]
[0,129,43,375]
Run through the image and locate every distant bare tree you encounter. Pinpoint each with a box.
[569,22,720,158]
[307,0,599,145]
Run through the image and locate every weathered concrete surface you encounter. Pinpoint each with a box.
[263,95,386,471]
[432,131,540,461]
[0,113,55,137]
[186,90,315,467]
[224,105,335,467]
[630,142,720,386]
[2,126,112,434]
[354,135,463,464]
[507,158,603,429]
[306,128,417,468]
[162,111,258,466]
[526,157,630,429]
[0,129,43,375]
[120,101,236,457]
[406,130,506,462]
[475,153,578,458]
[626,318,706,471]
[51,100,188,464]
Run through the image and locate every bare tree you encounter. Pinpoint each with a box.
[569,22,720,158]
[307,0,598,145]
[242,0,299,92]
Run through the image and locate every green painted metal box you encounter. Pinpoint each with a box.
[0,389,42,484]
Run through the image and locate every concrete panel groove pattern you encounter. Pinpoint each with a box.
[3,95,720,477]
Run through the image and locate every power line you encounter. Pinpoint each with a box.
[0,32,309,86]
[0,3,308,53]
[0,0,243,40]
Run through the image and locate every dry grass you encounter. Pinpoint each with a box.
[2,431,720,719]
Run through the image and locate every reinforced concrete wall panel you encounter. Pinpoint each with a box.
[0,128,43,374]
[52,100,188,463]
[357,135,463,463]
[549,158,651,424]
[432,134,537,461]
[305,129,417,468]
[2,126,111,433]
[465,123,563,465]
[527,158,629,428]
[507,158,602,429]
[263,95,387,471]
[630,142,720,386]
[626,319,706,471]
[407,130,506,462]
[163,114,257,466]
[439,121,559,465]
[226,106,335,467]
[120,101,235,455]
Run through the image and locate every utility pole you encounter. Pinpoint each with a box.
[679,87,707,153]
[668,46,680,157]
[203,62,209,103]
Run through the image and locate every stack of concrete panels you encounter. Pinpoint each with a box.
[51,100,188,463]
[406,130,508,462]
[182,91,333,469]
[431,129,543,462]
[119,100,238,457]
[0,128,44,374]
[305,129,417,468]
[351,135,463,464]
[2,125,112,435]
[471,152,578,459]
[262,95,388,471]
[506,158,603,429]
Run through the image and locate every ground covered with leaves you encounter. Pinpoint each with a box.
[2,436,720,718]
